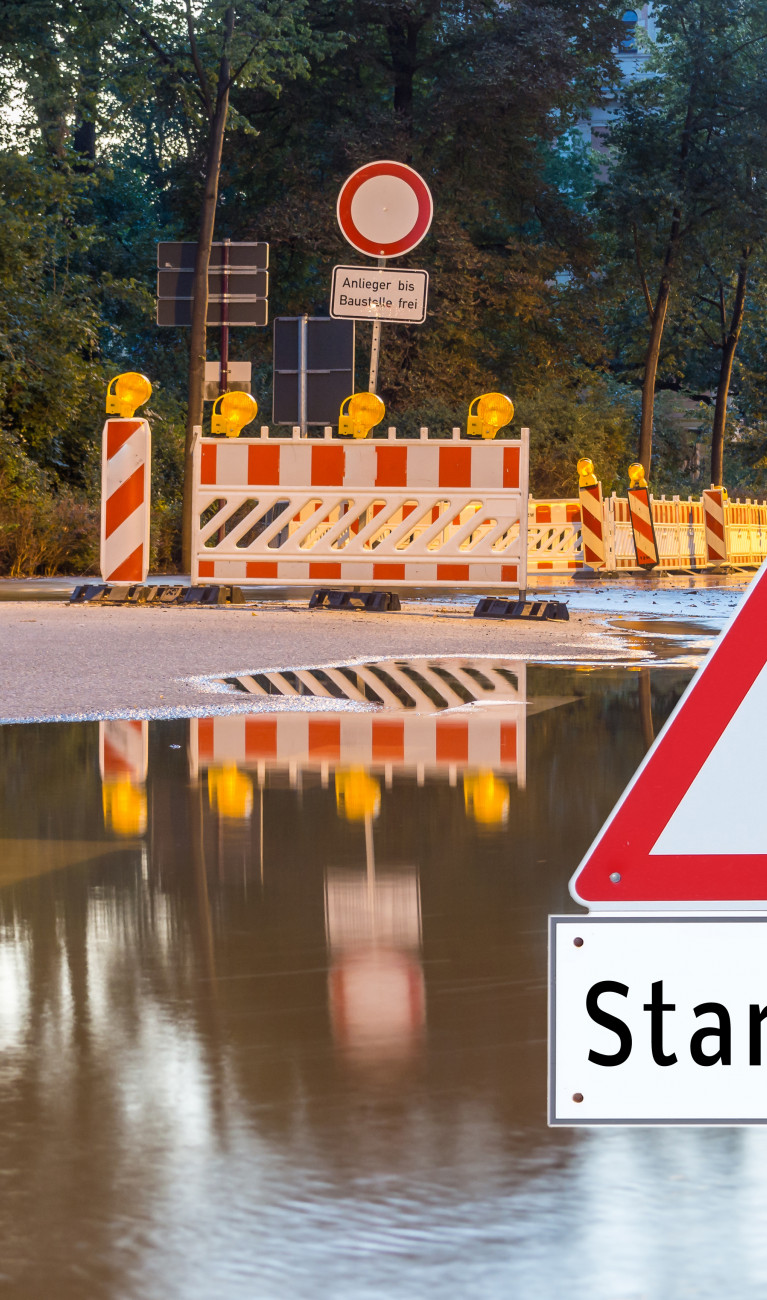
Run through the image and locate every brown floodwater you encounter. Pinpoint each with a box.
[1,664,763,1300]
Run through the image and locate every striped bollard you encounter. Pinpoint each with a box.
[702,488,728,565]
[100,373,152,583]
[576,458,606,569]
[627,463,659,569]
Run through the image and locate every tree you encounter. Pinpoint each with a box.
[600,0,767,477]
[112,0,336,568]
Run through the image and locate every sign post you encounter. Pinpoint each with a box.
[335,161,433,394]
[550,556,767,1125]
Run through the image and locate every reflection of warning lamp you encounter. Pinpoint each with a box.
[211,390,258,437]
[339,392,385,439]
[102,780,147,837]
[335,768,381,821]
[577,457,598,487]
[208,763,253,820]
[106,372,152,418]
[463,771,510,827]
[628,463,648,489]
[466,392,514,439]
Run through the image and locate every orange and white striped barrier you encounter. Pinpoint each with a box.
[527,500,584,571]
[191,428,529,591]
[626,465,658,569]
[100,417,151,582]
[703,488,728,565]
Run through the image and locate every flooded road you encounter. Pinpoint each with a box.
[1,664,764,1300]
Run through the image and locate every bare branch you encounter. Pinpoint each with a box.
[632,224,654,321]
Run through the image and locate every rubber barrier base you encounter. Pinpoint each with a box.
[69,584,245,606]
[473,597,569,621]
[309,588,402,612]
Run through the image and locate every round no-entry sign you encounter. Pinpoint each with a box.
[337,161,433,258]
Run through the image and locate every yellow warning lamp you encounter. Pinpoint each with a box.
[712,484,729,500]
[211,390,258,437]
[466,392,514,439]
[577,457,598,487]
[335,768,381,821]
[463,771,510,827]
[628,463,649,489]
[208,763,253,820]
[106,372,152,418]
[102,780,147,837]
[339,392,385,439]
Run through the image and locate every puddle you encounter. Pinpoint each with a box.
[607,615,720,665]
[1,663,759,1300]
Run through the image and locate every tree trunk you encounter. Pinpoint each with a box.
[710,259,748,488]
[181,6,234,573]
[637,273,672,474]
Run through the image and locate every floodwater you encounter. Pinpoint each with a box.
[1,663,764,1300]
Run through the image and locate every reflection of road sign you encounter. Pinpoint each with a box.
[330,266,428,323]
[570,557,767,909]
[156,241,269,326]
[337,161,433,258]
[550,914,767,1125]
[272,317,355,427]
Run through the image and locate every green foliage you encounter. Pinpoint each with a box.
[514,375,636,497]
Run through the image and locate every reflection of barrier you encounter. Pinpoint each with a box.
[189,709,525,786]
[191,429,530,590]
[99,720,148,836]
[225,657,526,713]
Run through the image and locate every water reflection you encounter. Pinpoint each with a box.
[3,665,742,1300]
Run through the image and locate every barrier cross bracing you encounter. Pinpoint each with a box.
[191,429,529,590]
[528,500,584,573]
[223,657,526,714]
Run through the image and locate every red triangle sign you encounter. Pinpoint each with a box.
[571,559,767,909]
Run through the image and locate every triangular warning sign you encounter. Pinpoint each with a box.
[571,558,767,909]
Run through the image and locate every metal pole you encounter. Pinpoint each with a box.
[220,238,230,395]
[298,313,308,436]
[368,257,386,394]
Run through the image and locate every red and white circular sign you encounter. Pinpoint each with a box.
[337,160,433,259]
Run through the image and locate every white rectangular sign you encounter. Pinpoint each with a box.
[330,266,428,324]
[550,915,767,1125]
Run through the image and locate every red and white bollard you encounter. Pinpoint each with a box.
[576,458,607,569]
[100,373,152,583]
[627,463,659,569]
[703,487,728,565]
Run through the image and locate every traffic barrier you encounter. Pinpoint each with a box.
[724,498,767,565]
[527,499,583,572]
[101,416,151,582]
[703,488,727,564]
[190,427,530,592]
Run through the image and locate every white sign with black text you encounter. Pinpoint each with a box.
[330,266,429,324]
[550,915,767,1125]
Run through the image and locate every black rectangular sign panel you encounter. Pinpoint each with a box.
[157,270,268,300]
[157,241,269,270]
[157,299,268,327]
[272,317,355,426]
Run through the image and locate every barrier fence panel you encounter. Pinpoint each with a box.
[527,501,584,572]
[191,428,530,591]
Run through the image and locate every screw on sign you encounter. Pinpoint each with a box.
[336,161,433,393]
